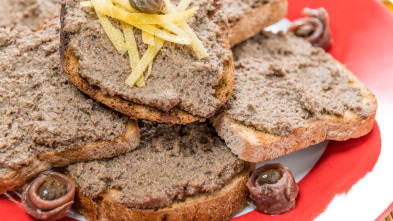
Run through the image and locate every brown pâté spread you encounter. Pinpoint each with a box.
[226,32,374,135]
[0,23,128,170]
[221,0,273,27]
[63,0,231,117]
[0,0,61,29]
[67,121,245,209]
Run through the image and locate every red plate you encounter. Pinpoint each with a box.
[1,0,393,220]
[233,0,393,220]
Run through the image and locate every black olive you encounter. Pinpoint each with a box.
[38,177,67,201]
[295,24,314,37]
[129,0,165,14]
[256,169,282,185]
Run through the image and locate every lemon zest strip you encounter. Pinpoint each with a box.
[96,12,127,54]
[126,37,164,87]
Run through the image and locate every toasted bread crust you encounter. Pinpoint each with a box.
[211,66,377,162]
[60,2,234,124]
[73,163,254,221]
[228,0,288,47]
[0,121,139,194]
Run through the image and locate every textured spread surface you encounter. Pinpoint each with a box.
[221,0,272,26]
[0,0,61,29]
[67,121,245,209]
[227,32,374,135]
[63,0,231,117]
[0,24,128,170]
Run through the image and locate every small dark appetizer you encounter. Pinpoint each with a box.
[247,163,298,215]
[288,7,332,50]
[21,171,75,221]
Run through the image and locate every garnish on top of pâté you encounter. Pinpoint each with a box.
[80,0,208,88]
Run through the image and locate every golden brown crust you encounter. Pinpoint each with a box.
[211,65,378,162]
[60,3,234,124]
[228,0,288,47]
[0,121,139,195]
[0,161,52,196]
[73,163,255,221]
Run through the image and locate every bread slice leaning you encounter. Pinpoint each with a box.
[0,23,140,195]
[211,77,377,162]
[211,35,377,163]
[0,121,139,195]
[60,1,234,124]
[72,163,254,221]
[62,48,233,124]
[222,0,288,47]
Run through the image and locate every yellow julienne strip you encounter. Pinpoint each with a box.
[92,0,198,25]
[163,0,191,13]
[160,23,188,38]
[112,0,188,42]
[111,0,134,12]
[135,76,146,87]
[146,62,153,80]
[121,22,139,69]
[91,0,114,14]
[161,0,188,38]
[121,22,146,86]
[80,1,93,7]
[135,73,146,87]
[164,0,176,13]
[142,31,155,46]
[133,23,190,44]
[176,2,208,59]
[88,0,190,15]
[126,37,165,87]
[164,0,208,59]
[96,12,128,54]
[180,23,208,59]
[90,0,190,44]
[177,0,192,11]
[113,6,198,25]
[87,0,206,88]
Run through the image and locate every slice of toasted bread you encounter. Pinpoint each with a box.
[0,121,139,195]
[211,33,377,162]
[222,0,288,47]
[62,46,233,124]
[0,24,140,194]
[72,163,254,221]
[60,0,234,124]
[66,121,254,220]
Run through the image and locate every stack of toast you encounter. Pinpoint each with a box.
[0,0,377,220]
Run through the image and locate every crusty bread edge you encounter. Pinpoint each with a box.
[211,65,377,162]
[60,1,234,124]
[229,0,288,47]
[0,121,139,194]
[72,162,254,221]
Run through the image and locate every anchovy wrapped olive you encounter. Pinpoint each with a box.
[247,163,298,215]
[21,171,76,221]
[288,7,332,50]
[129,0,165,14]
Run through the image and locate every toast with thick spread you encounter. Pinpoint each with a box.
[66,121,254,221]
[211,32,377,162]
[222,0,288,46]
[0,23,140,194]
[61,0,235,124]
